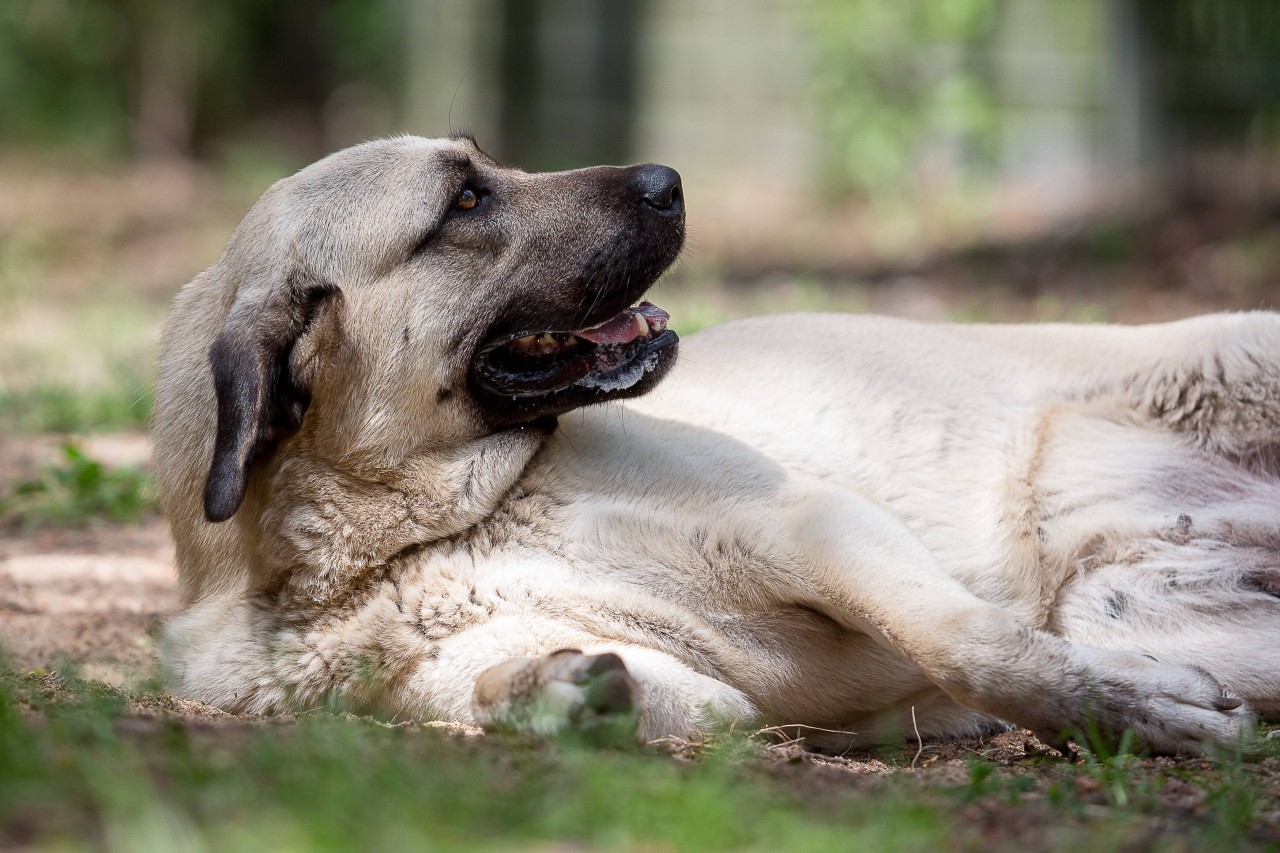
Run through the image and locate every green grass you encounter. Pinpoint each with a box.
[0,667,951,852]
[0,290,162,434]
[1,442,153,528]
[0,383,151,433]
[2,665,1278,852]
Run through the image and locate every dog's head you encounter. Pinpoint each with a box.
[156,135,684,527]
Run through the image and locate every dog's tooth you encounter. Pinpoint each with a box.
[540,333,558,347]
[633,314,648,338]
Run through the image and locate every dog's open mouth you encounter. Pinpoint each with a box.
[475,302,678,397]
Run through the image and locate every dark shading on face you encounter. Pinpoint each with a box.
[438,142,686,425]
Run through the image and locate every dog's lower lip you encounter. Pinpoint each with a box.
[573,328,677,392]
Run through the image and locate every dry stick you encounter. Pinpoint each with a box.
[910,706,924,770]
[752,723,863,742]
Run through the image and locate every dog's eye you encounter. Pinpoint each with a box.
[454,187,480,211]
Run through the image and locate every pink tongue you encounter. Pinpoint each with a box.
[577,302,669,345]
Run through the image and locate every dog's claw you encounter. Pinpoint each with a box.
[578,654,635,716]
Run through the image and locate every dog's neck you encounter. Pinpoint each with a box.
[249,425,549,606]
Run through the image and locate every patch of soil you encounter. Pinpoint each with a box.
[751,731,1280,846]
[0,519,177,684]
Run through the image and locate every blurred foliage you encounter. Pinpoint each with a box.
[805,0,1280,199]
[1,443,153,529]
[1142,0,1280,148]
[806,0,1002,199]
[1147,0,1280,71]
[0,383,151,434]
[1,1,1279,195]
[0,0,135,154]
[0,0,400,160]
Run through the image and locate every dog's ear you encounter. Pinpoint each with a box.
[203,266,341,523]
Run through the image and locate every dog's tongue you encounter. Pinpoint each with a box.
[577,302,669,344]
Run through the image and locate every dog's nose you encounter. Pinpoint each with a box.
[634,164,683,215]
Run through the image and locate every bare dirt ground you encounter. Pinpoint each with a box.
[0,520,174,682]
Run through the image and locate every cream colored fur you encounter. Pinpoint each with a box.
[154,136,1280,754]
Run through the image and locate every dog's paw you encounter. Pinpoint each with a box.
[472,648,638,738]
[1048,648,1256,756]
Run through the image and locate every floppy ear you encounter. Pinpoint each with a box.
[203,267,340,523]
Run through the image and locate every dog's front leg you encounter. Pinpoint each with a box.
[781,487,1255,754]
[470,648,759,741]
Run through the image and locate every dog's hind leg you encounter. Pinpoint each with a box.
[1045,312,1280,459]
[988,312,1280,459]
[773,484,1254,754]
[1054,539,1280,720]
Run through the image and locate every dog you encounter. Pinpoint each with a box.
[153,134,1280,754]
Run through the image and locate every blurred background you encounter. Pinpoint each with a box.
[3,0,1280,519]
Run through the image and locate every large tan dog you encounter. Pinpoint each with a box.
[154,135,1280,754]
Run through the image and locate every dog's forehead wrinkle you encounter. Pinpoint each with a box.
[294,138,456,204]
[433,149,472,175]
[280,169,464,284]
